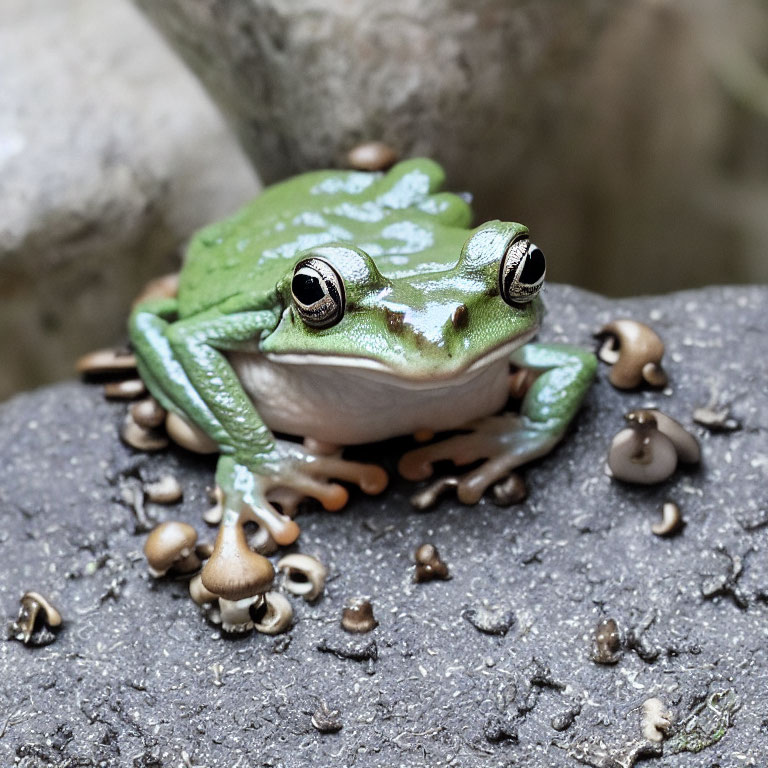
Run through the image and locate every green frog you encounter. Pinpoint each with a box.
[130,159,596,600]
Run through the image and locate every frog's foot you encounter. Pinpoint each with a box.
[398,413,561,507]
[216,442,389,545]
[263,437,383,518]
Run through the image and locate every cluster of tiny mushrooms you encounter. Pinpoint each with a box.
[595,318,700,536]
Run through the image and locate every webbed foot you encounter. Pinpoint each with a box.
[399,413,561,507]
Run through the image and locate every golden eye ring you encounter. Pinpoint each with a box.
[499,238,545,306]
[291,257,346,329]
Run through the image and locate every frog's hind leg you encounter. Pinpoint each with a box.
[399,343,597,508]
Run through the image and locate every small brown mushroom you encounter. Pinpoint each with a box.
[591,617,622,664]
[414,543,451,583]
[607,410,678,484]
[189,573,219,605]
[76,347,137,375]
[341,597,378,633]
[144,475,183,505]
[195,541,215,560]
[491,473,527,506]
[103,378,146,399]
[201,515,275,600]
[121,411,169,452]
[346,141,399,172]
[144,521,201,577]
[595,319,667,389]
[277,554,327,601]
[130,397,167,429]
[10,592,62,644]
[651,502,684,537]
[165,412,218,454]
[252,592,293,635]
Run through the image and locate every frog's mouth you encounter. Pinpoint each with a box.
[262,327,537,391]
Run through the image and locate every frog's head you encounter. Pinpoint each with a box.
[263,221,545,383]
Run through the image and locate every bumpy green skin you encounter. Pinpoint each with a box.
[129,158,595,500]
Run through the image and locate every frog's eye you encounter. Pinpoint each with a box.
[291,257,346,329]
[499,238,545,306]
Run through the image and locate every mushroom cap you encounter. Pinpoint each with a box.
[252,592,293,635]
[341,597,378,633]
[644,409,701,464]
[346,141,399,172]
[201,520,274,600]
[121,412,169,452]
[607,426,678,484]
[189,574,219,605]
[76,347,137,375]
[595,319,666,389]
[21,591,62,627]
[130,397,167,429]
[144,521,198,576]
[277,553,327,601]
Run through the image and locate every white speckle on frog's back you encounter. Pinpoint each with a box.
[229,352,510,445]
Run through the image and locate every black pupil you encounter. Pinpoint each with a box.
[519,246,545,285]
[292,272,326,305]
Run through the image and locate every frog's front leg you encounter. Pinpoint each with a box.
[132,300,388,596]
[399,343,597,506]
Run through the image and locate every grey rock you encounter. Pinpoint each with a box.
[135,0,768,297]
[0,0,258,401]
[0,284,767,766]
[134,0,618,209]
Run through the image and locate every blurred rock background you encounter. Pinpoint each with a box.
[2,0,767,401]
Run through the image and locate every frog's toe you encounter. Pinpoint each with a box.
[410,476,459,509]
[398,433,490,481]
[238,491,301,547]
[306,456,389,496]
[275,472,349,512]
[455,455,519,504]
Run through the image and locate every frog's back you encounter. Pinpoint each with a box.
[178,159,474,318]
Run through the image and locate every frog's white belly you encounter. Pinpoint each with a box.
[229,352,511,445]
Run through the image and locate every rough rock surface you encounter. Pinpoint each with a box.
[0,0,258,401]
[1,284,766,767]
